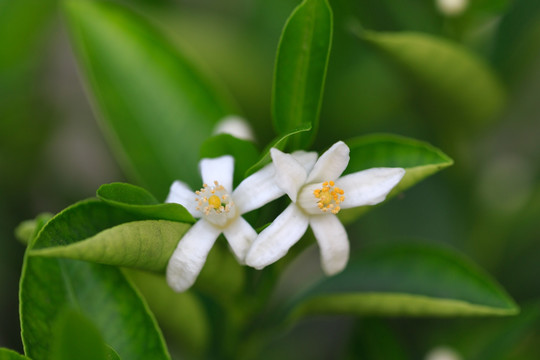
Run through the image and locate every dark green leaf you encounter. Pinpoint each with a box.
[97,183,195,223]
[340,134,453,223]
[272,0,332,148]
[357,30,506,126]
[200,134,259,187]
[288,243,518,319]
[20,200,171,360]
[0,348,30,360]
[63,0,236,198]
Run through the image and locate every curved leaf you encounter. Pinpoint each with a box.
[358,30,506,126]
[20,200,171,360]
[63,0,236,198]
[272,0,332,148]
[340,134,453,223]
[288,243,518,319]
[30,220,189,272]
[97,183,195,223]
[0,349,30,360]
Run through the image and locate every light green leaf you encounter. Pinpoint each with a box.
[20,200,171,360]
[0,348,30,360]
[50,309,110,360]
[289,243,518,319]
[14,212,53,246]
[272,0,332,148]
[97,182,195,223]
[30,219,189,273]
[358,30,506,126]
[200,134,259,187]
[63,0,236,198]
[245,123,312,176]
[340,134,453,223]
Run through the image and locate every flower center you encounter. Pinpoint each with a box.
[195,181,236,227]
[313,180,345,214]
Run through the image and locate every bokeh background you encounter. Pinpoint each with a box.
[1,0,540,358]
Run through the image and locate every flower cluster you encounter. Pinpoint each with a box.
[165,141,405,292]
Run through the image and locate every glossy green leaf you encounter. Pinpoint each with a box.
[289,243,518,319]
[245,122,312,176]
[340,134,453,223]
[272,0,332,148]
[0,349,30,360]
[97,183,195,223]
[63,0,236,198]
[358,30,506,126]
[20,200,171,360]
[200,134,259,187]
[50,309,110,360]
[30,219,189,272]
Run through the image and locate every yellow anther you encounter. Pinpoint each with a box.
[313,180,345,214]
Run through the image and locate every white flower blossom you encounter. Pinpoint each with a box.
[165,152,316,292]
[246,141,405,275]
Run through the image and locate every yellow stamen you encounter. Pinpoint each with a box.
[313,180,345,214]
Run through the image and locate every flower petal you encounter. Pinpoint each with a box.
[270,148,307,201]
[291,150,318,173]
[310,214,349,275]
[306,141,350,183]
[212,115,255,141]
[165,181,200,217]
[166,219,221,292]
[245,203,309,269]
[199,155,234,192]
[336,167,405,208]
[232,162,284,214]
[223,216,258,263]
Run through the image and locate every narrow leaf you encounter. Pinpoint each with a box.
[63,0,236,198]
[20,200,171,360]
[14,212,53,246]
[0,349,30,360]
[358,30,506,126]
[272,0,332,148]
[30,220,189,272]
[97,183,195,223]
[340,134,453,223]
[288,243,518,319]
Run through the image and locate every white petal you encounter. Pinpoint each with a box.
[165,181,200,217]
[232,163,284,214]
[212,115,256,142]
[310,214,349,275]
[166,220,221,292]
[306,141,350,183]
[199,155,234,192]
[223,216,258,263]
[291,150,318,173]
[245,203,309,269]
[270,148,307,202]
[336,167,405,209]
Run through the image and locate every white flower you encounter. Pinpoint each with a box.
[246,141,405,275]
[212,115,256,142]
[165,153,316,292]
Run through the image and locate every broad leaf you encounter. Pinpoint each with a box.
[272,0,332,148]
[358,30,506,126]
[200,134,259,187]
[340,134,453,223]
[20,200,170,360]
[97,183,195,223]
[63,0,236,198]
[30,219,189,272]
[288,243,518,319]
[0,349,29,360]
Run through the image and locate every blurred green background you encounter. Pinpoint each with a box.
[2,0,540,358]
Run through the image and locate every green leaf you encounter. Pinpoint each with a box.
[357,30,506,126]
[14,212,53,246]
[50,309,110,360]
[340,134,453,223]
[97,182,195,223]
[245,122,312,176]
[30,219,189,272]
[0,348,30,360]
[200,134,259,187]
[272,0,332,148]
[63,0,236,199]
[20,200,171,360]
[288,243,518,319]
